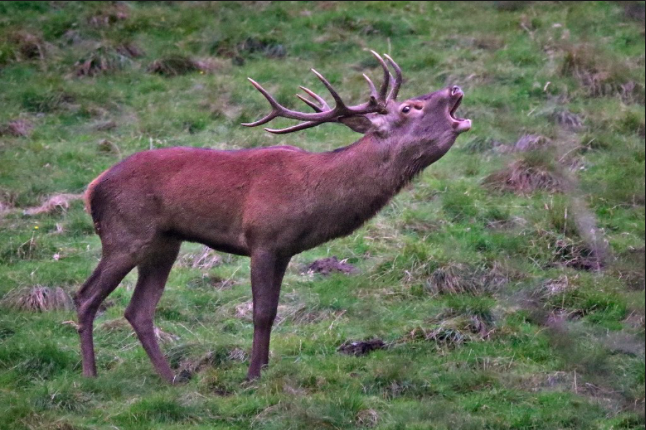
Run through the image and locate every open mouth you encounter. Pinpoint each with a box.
[448,87,471,132]
[449,95,463,121]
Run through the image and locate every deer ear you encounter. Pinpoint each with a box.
[339,114,388,135]
[338,116,373,134]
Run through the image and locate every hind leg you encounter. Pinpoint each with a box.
[76,254,136,377]
[124,240,181,383]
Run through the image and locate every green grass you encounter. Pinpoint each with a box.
[0,2,644,429]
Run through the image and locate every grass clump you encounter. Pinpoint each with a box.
[560,43,645,103]
[1,286,74,312]
[3,30,48,62]
[147,55,218,77]
[483,153,567,195]
[74,45,132,77]
[85,3,129,28]
[23,193,83,216]
[0,118,33,137]
[425,262,509,296]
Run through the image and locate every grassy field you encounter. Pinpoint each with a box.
[0,1,644,429]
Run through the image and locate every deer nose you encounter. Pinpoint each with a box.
[451,86,462,96]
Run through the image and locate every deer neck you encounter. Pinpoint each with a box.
[319,135,431,217]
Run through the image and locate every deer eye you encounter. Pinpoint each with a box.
[402,106,411,114]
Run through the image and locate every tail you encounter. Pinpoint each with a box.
[84,169,109,218]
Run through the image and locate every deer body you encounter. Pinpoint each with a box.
[76,52,471,383]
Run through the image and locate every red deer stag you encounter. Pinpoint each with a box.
[76,51,471,383]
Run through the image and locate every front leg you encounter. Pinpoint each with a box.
[247,250,291,380]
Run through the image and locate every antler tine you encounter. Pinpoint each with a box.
[241,112,279,127]
[298,86,331,112]
[241,78,282,127]
[265,121,322,134]
[300,86,330,108]
[369,50,390,101]
[384,54,403,101]
[297,94,323,112]
[310,69,346,109]
[362,73,379,100]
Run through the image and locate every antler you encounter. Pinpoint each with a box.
[242,51,403,134]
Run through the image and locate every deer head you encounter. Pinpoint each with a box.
[243,50,471,161]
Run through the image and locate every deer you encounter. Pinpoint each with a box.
[75,51,471,384]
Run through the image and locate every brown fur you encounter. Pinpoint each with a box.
[75,84,471,384]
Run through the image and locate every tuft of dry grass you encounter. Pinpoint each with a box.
[8,31,47,61]
[154,326,180,344]
[167,343,247,377]
[23,193,83,216]
[96,138,122,157]
[0,119,34,137]
[551,236,603,271]
[0,201,12,217]
[1,286,74,312]
[425,262,509,296]
[551,110,584,131]
[99,318,179,343]
[401,326,471,349]
[493,1,532,12]
[483,157,566,195]
[560,43,644,102]
[516,134,550,151]
[177,246,222,270]
[356,409,380,428]
[87,4,129,28]
[116,41,145,59]
[74,45,131,77]
[337,339,386,356]
[400,307,496,348]
[147,55,220,77]
[493,134,551,153]
[99,318,130,333]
